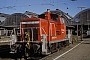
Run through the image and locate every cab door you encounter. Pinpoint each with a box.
[50,23,56,36]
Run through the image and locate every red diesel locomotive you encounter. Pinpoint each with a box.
[10,9,69,57]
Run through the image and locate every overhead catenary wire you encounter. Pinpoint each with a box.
[0,3,54,10]
[0,0,77,10]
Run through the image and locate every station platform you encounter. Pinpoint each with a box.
[41,38,90,60]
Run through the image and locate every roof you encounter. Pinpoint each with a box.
[72,8,90,25]
[3,13,29,26]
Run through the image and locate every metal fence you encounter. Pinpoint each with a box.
[0,29,12,42]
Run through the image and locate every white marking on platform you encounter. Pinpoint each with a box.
[53,41,84,60]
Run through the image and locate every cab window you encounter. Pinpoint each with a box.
[51,14,58,21]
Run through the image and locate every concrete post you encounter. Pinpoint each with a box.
[68,29,72,44]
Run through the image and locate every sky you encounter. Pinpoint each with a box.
[0,0,90,17]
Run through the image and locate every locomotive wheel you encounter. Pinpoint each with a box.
[22,47,28,59]
[49,43,58,53]
[25,48,29,57]
[67,40,69,46]
[58,42,62,50]
[24,47,34,56]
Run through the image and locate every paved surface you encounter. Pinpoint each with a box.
[42,38,90,60]
[55,39,90,60]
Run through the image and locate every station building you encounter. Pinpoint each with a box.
[72,8,90,36]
